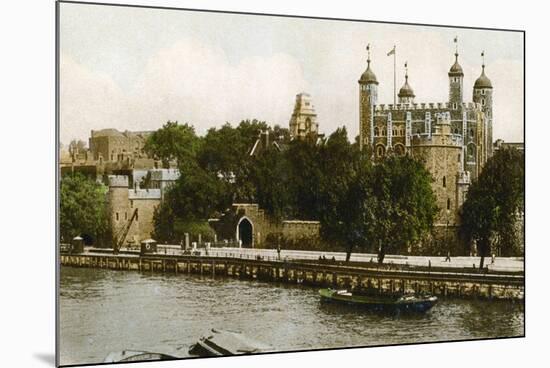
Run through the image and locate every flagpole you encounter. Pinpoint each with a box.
[393,45,396,105]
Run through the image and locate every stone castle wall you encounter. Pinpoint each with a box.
[89,129,152,162]
[212,203,320,249]
[108,175,161,247]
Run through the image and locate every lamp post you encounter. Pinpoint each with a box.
[445,209,451,256]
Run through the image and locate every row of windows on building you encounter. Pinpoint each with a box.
[373,126,476,138]
[375,144,406,157]
[449,101,487,108]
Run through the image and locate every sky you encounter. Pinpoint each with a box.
[59,2,524,145]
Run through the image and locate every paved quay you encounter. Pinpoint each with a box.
[149,245,523,273]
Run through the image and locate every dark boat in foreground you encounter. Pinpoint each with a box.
[319,288,438,313]
[103,350,177,363]
[189,328,273,357]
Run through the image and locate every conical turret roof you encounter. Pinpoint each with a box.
[359,60,379,85]
[398,75,415,98]
[474,65,493,89]
[449,53,464,76]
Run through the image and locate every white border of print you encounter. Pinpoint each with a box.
[1,1,546,368]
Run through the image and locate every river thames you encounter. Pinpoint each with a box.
[59,266,524,366]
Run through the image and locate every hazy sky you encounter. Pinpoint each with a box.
[59,3,524,144]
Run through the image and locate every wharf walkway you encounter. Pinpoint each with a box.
[146,246,524,273]
[60,246,524,300]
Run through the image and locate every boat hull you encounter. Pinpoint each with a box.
[319,288,437,313]
[103,350,176,363]
[188,328,273,357]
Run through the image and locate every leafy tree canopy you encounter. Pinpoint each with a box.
[148,120,437,261]
[143,121,200,168]
[460,147,524,267]
[60,173,110,245]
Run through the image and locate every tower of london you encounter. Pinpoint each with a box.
[358,44,494,242]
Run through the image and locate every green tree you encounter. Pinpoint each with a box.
[284,138,323,219]
[320,149,438,263]
[272,124,291,141]
[60,173,110,245]
[143,121,200,168]
[368,156,438,263]
[460,147,524,268]
[170,162,231,221]
[152,161,231,242]
[248,147,292,220]
[316,127,363,258]
[197,119,269,202]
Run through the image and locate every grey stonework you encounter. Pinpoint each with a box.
[358,48,494,234]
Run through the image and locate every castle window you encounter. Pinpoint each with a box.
[305,118,311,131]
[115,212,119,221]
[392,128,397,136]
[374,127,379,136]
[454,128,459,134]
[447,199,451,210]
[481,90,486,95]
[458,153,461,162]
[394,144,405,156]
[382,128,387,136]
[481,98,486,106]
[469,129,474,138]
[467,145,476,160]
[416,128,421,134]
[376,145,385,158]
[443,176,446,188]
[453,103,457,109]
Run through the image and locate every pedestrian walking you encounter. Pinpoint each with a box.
[445,251,451,262]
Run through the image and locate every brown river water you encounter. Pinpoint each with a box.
[59,266,524,366]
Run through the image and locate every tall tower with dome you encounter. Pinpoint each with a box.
[357,41,493,249]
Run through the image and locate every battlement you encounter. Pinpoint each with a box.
[233,203,260,211]
[91,128,153,139]
[108,175,129,188]
[128,188,161,200]
[282,220,321,225]
[149,168,180,182]
[374,101,478,112]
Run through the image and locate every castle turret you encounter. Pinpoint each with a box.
[448,38,464,107]
[473,51,493,156]
[108,175,130,242]
[359,44,379,151]
[398,62,415,104]
[289,93,318,140]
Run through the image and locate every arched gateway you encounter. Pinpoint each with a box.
[236,217,254,248]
